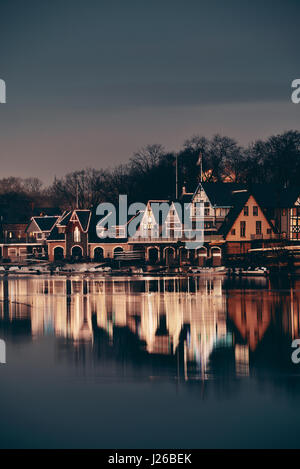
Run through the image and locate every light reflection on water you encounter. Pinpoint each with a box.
[1,274,300,448]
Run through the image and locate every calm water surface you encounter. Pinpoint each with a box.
[0,274,300,448]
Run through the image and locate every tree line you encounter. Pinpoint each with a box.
[0,130,299,222]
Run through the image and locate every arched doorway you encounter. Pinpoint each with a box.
[54,246,64,261]
[148,247,159,264]
[196,247,207,267]
[164,247,175,266]
[113,246,124,258]
[72,245,83,260]
[211,246,222,266]
[179,247,189,265]
[94,247,104,262]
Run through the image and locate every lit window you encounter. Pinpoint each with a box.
[74,226,81,242]
[256,221,262,235]
[240,221,246,237]
[290,207,300,240]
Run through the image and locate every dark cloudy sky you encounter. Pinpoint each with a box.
[0,0,299,182]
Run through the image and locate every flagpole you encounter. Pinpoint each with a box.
[197,152,203,183]
[200,153,203,183]
[76,180,79,209]
[175,154,178,199]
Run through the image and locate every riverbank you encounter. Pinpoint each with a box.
[0,260,299,278]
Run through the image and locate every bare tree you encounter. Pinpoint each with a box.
[22,177,44,195]
[50,168,109,209]
[0,177,23,194]
[130,144,165,175]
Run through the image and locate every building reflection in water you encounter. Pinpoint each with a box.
[0,275,299,381]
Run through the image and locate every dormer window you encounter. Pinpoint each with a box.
[74,226,81,243]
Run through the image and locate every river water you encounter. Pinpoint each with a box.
[0,274,300,448]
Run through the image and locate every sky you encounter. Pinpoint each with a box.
[0,0,299,183]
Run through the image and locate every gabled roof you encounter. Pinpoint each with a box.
[57,210,72,226]
[218,191,276,237]
[218,191,251,237]
[194,182,246,207]
[192,182,300,210]
[75,210,91,232]
[143,200,169,225]
[129,200,187,238]
[28,216,59,232]
[57,209,91,232]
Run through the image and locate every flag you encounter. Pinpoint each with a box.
[196,152,203,182]
[196,152,202,166]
